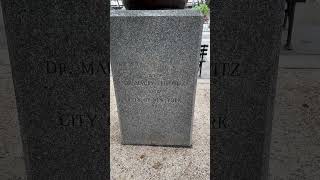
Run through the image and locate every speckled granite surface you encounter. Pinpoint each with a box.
[1,2,320,180]
[110,10,203,146]
[211,0,284,179]
[2,68,320,179]
[110,80,210,180]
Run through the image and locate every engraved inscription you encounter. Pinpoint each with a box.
[122,79,188,87]
[46,60,108,75]
[212,63,240,77]
[213,116,228,129]
[81,61,108,75]
[115,62,189,105]
[57,113,97,128]
[126,97,182,104]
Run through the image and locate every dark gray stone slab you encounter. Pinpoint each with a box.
[0,1,110,179]
[110,10,203,147]
[0,4,7,49]
[211,0,284,179]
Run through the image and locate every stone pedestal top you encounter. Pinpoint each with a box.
[111,9,202,17]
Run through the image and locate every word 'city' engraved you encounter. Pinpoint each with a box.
[46,61,108,75]
[57,113,97,128]
[212,62,240,77]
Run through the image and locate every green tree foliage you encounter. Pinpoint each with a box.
[193,3,209,17]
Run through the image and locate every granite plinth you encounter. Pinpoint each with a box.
[0,4,6,49]
[111,10,203,147]
[211,1,284,179]
[0,1,110,179]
